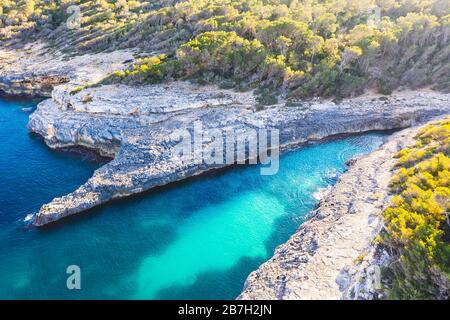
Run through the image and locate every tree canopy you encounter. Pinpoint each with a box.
[1,0,449,98]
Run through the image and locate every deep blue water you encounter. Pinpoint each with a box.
[0,97,388,299]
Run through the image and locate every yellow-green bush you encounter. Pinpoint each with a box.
[103,53,180,84]
[382,118,450,299]
[2,1,449,97]
[177,31,266,81]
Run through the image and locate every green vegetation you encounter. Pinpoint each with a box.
[382,118,450,299]
[103,54,181,84]
[69,85,84,94]
[1,1,449,98]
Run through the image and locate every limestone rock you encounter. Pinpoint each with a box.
[28,87,450,227]
[237,120,445,300]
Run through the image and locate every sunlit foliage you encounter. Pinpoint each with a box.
[382,118,450,299]
[1,0,449,97]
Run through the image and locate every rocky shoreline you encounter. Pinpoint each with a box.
[29,87,450,226]
[1,42,450,300]
[238,122,434,299]
[0,42,133,98]
[1,44,449,228]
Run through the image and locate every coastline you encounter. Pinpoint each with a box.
[1,43,450,227]
[238,121,438,299]
[27,85,450,226]
[1,41,449,300]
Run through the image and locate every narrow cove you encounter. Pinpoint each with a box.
[0,97,389,299]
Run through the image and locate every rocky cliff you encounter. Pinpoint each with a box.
[1,43,449,230]
[28,86,450,226]
[2,42,450,300]
[238,122,433,299]
[0,42,133,97]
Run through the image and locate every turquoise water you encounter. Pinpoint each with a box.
[0,97,388,299]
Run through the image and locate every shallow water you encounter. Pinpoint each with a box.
[0,97,388,299]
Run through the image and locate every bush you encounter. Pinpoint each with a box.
[177,31,266,81]
[11,0,445,97]
[382,118,450,299]
[103,54,181,84]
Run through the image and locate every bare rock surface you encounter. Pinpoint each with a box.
[1,41,450,299]
[237,121,438,300]
[0,42,133,97]
[28,86,450,226]
[0,43,449,228]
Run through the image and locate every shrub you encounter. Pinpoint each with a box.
[382,118,450,299]
[13,0,445,97]
[104,54,181,84]
[176,31,266,81]
[69,86,84,95]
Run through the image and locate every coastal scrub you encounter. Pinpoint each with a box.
[382,118,450,299]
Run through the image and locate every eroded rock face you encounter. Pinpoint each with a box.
[0,42,133,97]
[3,40,449,302]
[0,75,70,97]
[28,85,450,226]
[237,122,436,300]
[1,43,449,228]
